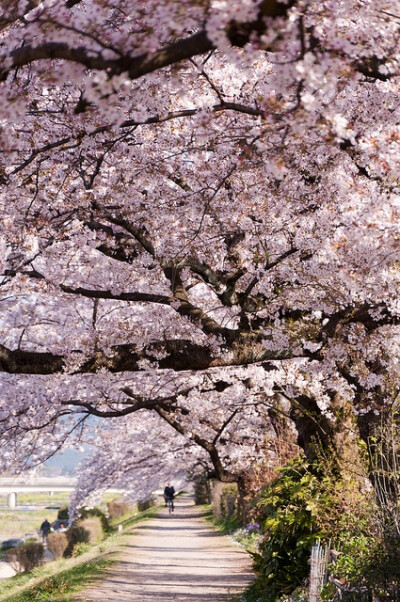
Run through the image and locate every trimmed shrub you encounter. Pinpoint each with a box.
[220,484,238,519]
[210,480,238,520]
[108,500,132,519]
[47,532,68,559]
[6,542,44,573]
[78,517,103,545]
[194,475,211,505]
[79,507,111,533]
[137,498,155,512]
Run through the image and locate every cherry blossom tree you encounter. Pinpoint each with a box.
[1,0,400,505]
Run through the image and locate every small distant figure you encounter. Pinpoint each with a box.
[40,518,51,542]
[58,522,67,533]
[164,483,175,513]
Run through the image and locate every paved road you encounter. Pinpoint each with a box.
[77,495,253,601]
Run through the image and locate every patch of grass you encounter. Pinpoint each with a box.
[16,493,70,506]
[0,508,60,540]
[0,557,112,601]
[1,510,58,534]
[0,492,72,540]
[0,573,32,596]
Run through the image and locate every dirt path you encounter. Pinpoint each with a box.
[0,561,15,580]
[77,495,253,601]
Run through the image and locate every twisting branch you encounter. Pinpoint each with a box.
[0,1,297,82]
[154,405,236,482]
[60,285,171,305]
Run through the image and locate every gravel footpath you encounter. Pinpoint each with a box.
[77,495,253,601]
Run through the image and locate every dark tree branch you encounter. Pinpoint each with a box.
[212,408,240,445]
[0,343,63,374]
[163,266,238,343]
[60,285,171,305]
[0,1,297,82]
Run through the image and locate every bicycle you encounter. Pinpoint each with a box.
[166,497,174,513]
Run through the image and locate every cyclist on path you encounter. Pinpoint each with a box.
[164,483,175,512]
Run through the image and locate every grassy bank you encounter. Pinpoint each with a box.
[0,508,60,541]
[0,491,143,541]
[0,505,159,601]
[0,538,117,602]
[0,493,70,541]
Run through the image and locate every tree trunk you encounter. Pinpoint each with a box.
[290,392,366,486]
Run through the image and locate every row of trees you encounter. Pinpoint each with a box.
[0,0,399,517]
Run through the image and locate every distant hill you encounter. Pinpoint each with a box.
[42,449,86,476]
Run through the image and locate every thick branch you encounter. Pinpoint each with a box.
[0,1,296,82]
[321,302,400,339]
[0,337,295,374]
[163,267,238,343]
[0,343,63,374]
[60,285,170,305]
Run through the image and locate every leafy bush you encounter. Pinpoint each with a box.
[234,523,262,554]
[71,542,92,557]
[46,532,68,559]
[57,506,69,520]
[249,456,323,601]
[64,525,89,557]
[6,542,44,573]
[322,532,400,601]
[245,447,378,602]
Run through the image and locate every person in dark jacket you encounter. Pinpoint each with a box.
[40,518,51,542]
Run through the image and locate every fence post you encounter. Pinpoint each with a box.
[309,541,328,601]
